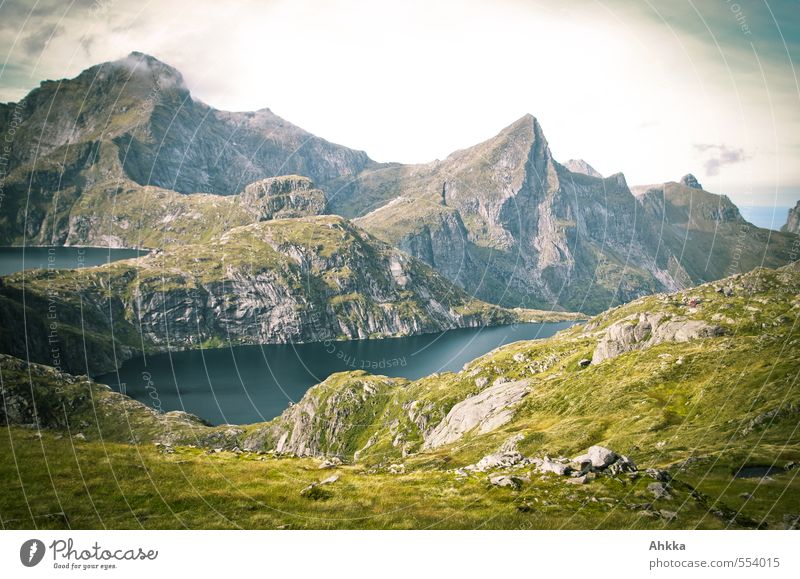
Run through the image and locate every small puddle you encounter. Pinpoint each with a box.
[733,465,783,479]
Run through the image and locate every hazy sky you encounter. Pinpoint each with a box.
[1,0,798,206]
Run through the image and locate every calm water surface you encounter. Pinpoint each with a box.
[98,321,577,425]
[0,246,147,276]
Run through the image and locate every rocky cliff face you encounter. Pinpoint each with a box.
[353,116,689,313]
[0,52,374,245]
[782,201,800,234]
[0,215,537,375]
[351,117,795,313]
[240,175,326,220]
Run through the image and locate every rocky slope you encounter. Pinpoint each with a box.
[0,52,376,246]
[2,263,798,528]
[4,54,794,317]
[350,118,796,313]
[0,215,567,375]
[782,200,800,234]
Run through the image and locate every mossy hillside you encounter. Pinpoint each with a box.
[343,265,800,468]
[0,354,212,445]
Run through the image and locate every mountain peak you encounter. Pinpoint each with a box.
[680,173,703,190]
[564,159,603,178]
[97,51,187,91]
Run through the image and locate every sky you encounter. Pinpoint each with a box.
[0,0,798,209]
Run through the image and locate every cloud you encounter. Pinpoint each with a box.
[21,23,64,55]
[694,144,750,176]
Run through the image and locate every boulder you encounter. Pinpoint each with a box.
[423,380,530,449]
[647,482,671,500]
[538,458,573,476]
[489,474,526,489]
[586,446,617,468]
[607,454,637,475]
[319,457,342,469]
[646,468,672,482]
[659,509,678,522]
[466,451,527,473]
[591,313,724,364]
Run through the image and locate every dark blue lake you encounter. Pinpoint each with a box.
[0,246,147,276]
[97,321,576,425]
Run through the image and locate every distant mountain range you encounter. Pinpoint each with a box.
[1,52,797,314]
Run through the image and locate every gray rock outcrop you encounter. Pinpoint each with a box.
[782,201,800,234]
[591,313,724,364]
[422,379,530,449]
[240,175,327,220]
[680,174,703,190]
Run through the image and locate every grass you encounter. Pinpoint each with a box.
[0,427,751,530]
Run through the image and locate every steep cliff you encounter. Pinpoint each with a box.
[352,117,795,313]
[782,200,800,234]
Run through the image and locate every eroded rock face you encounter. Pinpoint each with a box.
[591,313,724,364]
[422,379,530,449]
[240,175,327,220]
[782,200,800,234]
[242,373,400,457]
[680,174,703,190]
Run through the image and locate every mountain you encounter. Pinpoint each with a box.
[782,200,800,234]
[0,52,376,246]
[349,117,796,313]
[2,262,798,528]
[2,54,795,315]
[564,159,602,178]
[0,214,571,375]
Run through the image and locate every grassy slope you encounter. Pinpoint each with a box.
[1,264,798,529]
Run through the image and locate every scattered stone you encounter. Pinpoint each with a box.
[388,464,405,474]
[647,482,671,500]
[739,493,753,500]
[73,433,86,441]
[466,451,527,472]
[659,509,678,522]
[646,468,672,482]
[585,445,617,468]
[607,454,637,475]
[566,475,589,485]
[300,474,339,498]
[489,474,525,489]
[782,514,800,530]
[319,457,342,469]
[537,458,573,476]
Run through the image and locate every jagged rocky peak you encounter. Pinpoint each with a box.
[564,159,603,178]
[781,200,800,234]
[680,173,703,190]
[240,175,327,220]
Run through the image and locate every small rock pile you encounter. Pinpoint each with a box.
[462,444,641,488]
